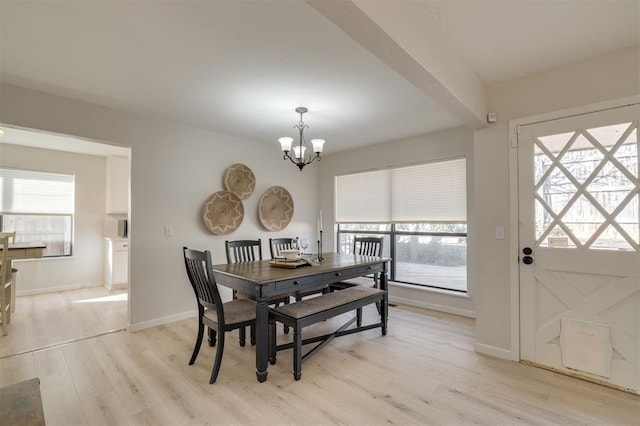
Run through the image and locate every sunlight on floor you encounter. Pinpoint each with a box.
[72,293,128,303]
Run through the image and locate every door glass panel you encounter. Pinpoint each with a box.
[560,134,603,184]
[586,122,632,151]
[534,122,639,251]
[592,224,633,250]
[537,131,575,155]
[616,194,639,244]
[619,128,638,178]
[536,166,576,215]
[563,194,605,245]
[539,224,575,248]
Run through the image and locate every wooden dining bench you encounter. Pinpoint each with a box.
[268,285,387,380]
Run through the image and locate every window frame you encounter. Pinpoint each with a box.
[335,157,468,293]
[0,167,75,258]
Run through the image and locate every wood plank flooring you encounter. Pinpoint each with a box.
[1,287,638,425]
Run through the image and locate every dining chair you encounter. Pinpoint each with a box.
[183,247,257,384]
[0,232,17,336]
[332,236,384,320]
[225,239,290,340]
[269,237,298,259]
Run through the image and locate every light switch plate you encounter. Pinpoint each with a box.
[494,225,505,240]
[164,225,173,237]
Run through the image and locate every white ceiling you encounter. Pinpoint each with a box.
[0,1,638,156]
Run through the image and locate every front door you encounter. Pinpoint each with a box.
[518,103,639,393]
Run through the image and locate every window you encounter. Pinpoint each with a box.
[0,167,75,257]
[336,158,467,292]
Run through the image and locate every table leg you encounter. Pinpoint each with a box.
[255,300,269,382]
[380,269,388,336]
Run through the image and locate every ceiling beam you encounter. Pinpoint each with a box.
[308,0,488,130]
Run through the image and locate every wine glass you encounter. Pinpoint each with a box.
[299,238,309,254]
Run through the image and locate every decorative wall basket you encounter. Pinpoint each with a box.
[223,163,256,199]
[203,190,244,235]
[258,186,294,231]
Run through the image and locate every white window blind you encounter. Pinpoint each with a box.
[335,169,391,222]
[392,158,466,222]
[335,158,466,223]
[0,168,75,214]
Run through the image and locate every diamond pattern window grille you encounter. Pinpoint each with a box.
[534,121,639,251]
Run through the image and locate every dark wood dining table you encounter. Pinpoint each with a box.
[212,252,389,382]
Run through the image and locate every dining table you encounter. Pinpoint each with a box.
[212,252,389,382]
[3,241,46,313]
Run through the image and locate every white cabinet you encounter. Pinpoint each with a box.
[105,238,128,290]
[106,156,129,214]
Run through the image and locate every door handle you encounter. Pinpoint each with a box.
[522,247,533,264]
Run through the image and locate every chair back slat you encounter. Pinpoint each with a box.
[354,236,383,257]
[0,232,16,287]
[269,237,298,259]
[225,239,262,263]
[183,247,224,322]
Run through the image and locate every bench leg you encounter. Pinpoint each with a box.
[293,327,302,380]
[356,307,362,327]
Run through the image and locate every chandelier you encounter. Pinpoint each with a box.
[278,107,325,171]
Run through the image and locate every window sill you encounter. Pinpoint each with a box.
[389,281,470,299]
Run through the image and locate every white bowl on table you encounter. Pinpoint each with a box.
[279,249,300,261]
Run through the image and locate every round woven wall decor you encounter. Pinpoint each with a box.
[202,190,244,235]
[258,186,294,232]
[223,163,256,199]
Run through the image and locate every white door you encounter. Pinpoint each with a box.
[518,104,639,393]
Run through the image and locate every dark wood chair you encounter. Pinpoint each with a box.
[0,232,16,336]
[225,239,263,263]
[225,239,290,339]
[183,247,256,384]
[332,236,384,321]
[269,237,298,259]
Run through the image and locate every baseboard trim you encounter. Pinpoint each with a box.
[17,282,105,297]
[475,342,514,360]
[129,310,197,332]
[389,295,476,318]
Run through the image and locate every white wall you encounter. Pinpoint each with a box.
[0,143,107,293]
[0,83,320,330]
[319,126,475,317]
[473,46,640,358]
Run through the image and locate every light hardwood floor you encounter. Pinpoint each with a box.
[1,287,638,425]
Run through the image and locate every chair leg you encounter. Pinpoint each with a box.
[189,320,205,365]
[239,326,246,347]
[357,307,362,327]
[209,328,225,384]
[268,319,277,365]
[250,324,256,346]
[208,327,217,347]
[1,284,11,336]
[10,271,16,313]
[293,327,302,381]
